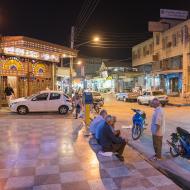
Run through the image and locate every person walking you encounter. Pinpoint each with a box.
[150,98,165,160]
[73,93,82,119]
[4,84,15,104]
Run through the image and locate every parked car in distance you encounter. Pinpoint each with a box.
[137,90,168,106]
[9,91,72,115]
[124,92,140,102]
[116,92,128,101]
[91,91,104,106]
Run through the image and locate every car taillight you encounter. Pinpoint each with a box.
[66,99,72,103]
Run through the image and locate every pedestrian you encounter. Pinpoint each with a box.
[99,115,127,161]
[89,109,107,137]
[73,92,82,119]
[4,84,15,104]
[150,98,165,160]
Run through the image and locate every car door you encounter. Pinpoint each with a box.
[29,93,49,112]
[144,92,151,103]
[139,92,147,103]
[47,92,62,111]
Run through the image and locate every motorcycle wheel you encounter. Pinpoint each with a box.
[132,124,142,140]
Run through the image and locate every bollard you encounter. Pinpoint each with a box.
[83,91,93,136]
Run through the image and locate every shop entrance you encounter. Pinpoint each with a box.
[7,76,18,98]
[169,77,178,92]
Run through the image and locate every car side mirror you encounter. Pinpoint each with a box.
[32,97,37,101]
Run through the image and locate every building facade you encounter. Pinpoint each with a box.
[132,19,190,97]
[0,36,77,103]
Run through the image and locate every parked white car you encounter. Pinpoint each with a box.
[137,90,169,106]
[9,91,72,115]
[116,92,128,101]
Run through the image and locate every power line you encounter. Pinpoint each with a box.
[75,0,93,34]
[75,0,100,38]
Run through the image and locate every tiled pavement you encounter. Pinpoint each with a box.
[0,117,181,190]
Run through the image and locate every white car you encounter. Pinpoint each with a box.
[137,90,169,106]
[9,91,72,115]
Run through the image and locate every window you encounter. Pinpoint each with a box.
[32,93,49,101]
[156,34,160,45]
[50,93,61,100]
[172,34,177,47]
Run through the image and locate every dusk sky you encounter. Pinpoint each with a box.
[1,0,190,59]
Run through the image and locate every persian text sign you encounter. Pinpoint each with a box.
[160,9,189,20]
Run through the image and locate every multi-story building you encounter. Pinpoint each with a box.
[0,36,77,103]
[132,19,190,97]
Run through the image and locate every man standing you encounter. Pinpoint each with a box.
[4,84,15,104]
[151,98,165,160]
[99,115,126,161]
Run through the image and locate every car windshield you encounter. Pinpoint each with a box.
[92,92,101,96]
[26,94,38,99]
[152,91,165,96]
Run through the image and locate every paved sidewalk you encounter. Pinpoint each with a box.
[0,117,181,190]
[118,121,190,189]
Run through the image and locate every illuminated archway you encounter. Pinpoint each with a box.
[33,63,47,76]
[3,59,24,71]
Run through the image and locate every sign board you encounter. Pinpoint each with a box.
[83,92,93,104]
[148,21,169,32]
[160,9,189,20]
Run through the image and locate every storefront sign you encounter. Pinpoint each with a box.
[3,47,60,62]
[160,9,189,20]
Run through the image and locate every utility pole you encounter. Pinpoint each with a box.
[0,34,3,109]
[69,26,75,95]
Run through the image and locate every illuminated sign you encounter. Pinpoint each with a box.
[3,47,60,62]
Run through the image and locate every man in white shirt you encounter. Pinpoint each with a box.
[151,98,165,160]
[89,109,107,136]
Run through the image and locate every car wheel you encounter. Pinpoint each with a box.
[59,105,69,115]
[123,97,127,102]
[149,101,152,106]
[137,99,142,105]
[161,103,166,107]
[17,105,28,115]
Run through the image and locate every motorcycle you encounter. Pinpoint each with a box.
[131,109,146,140]
[167,127,190,159]
[93,102,101,114]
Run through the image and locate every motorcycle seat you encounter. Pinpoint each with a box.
[177,127,190,138]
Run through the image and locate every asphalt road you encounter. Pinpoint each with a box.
[102,93,190,141]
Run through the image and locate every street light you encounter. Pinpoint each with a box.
[69,34,100,94]
[74,36,100,48]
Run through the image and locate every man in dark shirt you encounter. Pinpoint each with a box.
[99,115,127,161]
[4,84,15,103]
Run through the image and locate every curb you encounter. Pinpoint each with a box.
[168,103,190,107]
[127,141,190,190]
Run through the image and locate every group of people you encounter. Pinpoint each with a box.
[89,109,127,161]
[89,98,165,162]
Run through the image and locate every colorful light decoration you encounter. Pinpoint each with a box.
[3,47,60,62]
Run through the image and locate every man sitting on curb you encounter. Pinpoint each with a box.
[89,109,107,137]
[99,115,127,161]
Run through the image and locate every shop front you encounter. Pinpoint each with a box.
[160,72,182,96]
[0,36,77,104]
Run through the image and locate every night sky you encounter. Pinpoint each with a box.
[1,0,190,59]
